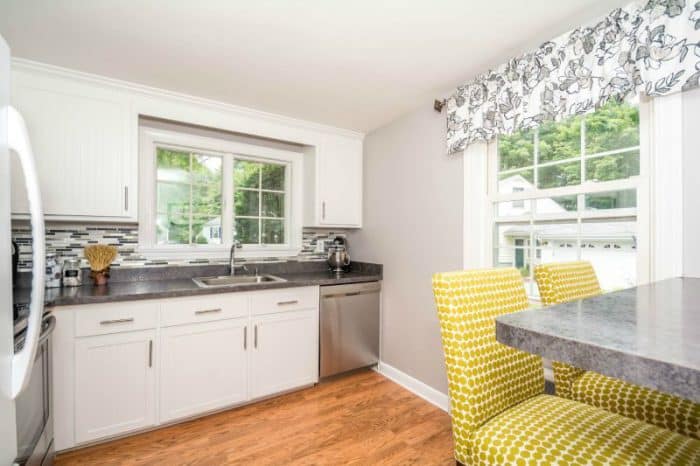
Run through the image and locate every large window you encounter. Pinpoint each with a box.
[139,128,302,257]
[491,99,645,296]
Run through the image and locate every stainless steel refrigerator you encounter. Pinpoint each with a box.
[1,33,53,465]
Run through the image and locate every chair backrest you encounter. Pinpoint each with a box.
[432,268,544,439]
[534,261,602,306]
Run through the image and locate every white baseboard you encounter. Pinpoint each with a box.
[375,361,449,413]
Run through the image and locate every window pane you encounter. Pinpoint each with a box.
[192,184,222,217]
[538,161,581,189]
[157,182,189,214]
[191,215,222,245]
[498,129,534,171]
[261,163,285,191]
[235,218,259,244]
[234,160,260,188]
[234,190,259,217]
[498,169,534,193]
[191,154,222,185]
[496,200,532,218]
[535,195,577,214]
[585,189,637,210]
[585,100,639,154]
[157,149,190,183]
[585,150,639,183]
[580,220,637,291]
[262,219,285,244]
[156,213,190,245]
[262,192,284,218]
[538,116,581,163]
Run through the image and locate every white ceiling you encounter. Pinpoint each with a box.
[0,0,629,134]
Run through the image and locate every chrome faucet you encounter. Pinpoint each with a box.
[229,241,243,276]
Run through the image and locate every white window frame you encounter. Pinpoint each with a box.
[465,98,652,292]
[138,127,303,259]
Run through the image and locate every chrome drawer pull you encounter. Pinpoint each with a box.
[148,340,153,368]
[195,308,222,315]
[244,326,247,350]
[100,318,134,325]
[277,300,299,306]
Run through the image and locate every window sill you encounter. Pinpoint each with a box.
[136,245,302,261]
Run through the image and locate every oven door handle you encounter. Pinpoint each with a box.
[38,315,56,345]
[8,106,46,399]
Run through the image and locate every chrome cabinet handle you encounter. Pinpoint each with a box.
[254,325,258,349]
[322,201,326,220]
[195,308,222,315]
[100,318,134,325]
[148,340,153,368]
[277,300,299,306]
[243,326,247,350]
[124,186,128,211]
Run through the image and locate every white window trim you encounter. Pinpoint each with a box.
[464,99,653,287]
[138,127,303,259]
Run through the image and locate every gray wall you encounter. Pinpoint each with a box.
[682,87,700,278]
[348,104,463,394]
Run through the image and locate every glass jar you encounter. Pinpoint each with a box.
[62,258,82,287]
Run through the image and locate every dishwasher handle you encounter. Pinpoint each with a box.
[321,288,380,299]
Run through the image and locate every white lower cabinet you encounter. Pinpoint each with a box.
[56,286,319,450]
[251,310,319,399]
[74,330,156,444]
[159,318,248,423]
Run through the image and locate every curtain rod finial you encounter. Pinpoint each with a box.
[434,99,446,113]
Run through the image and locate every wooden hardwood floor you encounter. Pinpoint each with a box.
[55,370,454,465]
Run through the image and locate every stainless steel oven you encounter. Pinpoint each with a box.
[14,310,55,466]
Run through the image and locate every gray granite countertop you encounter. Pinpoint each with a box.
[496,278,700,403]
[13,262,382,308]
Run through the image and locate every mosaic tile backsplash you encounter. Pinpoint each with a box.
[11,222,344,271]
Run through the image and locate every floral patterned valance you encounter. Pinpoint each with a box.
[446,0,700,155]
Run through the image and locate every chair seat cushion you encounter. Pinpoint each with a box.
[469,394,700,465]
[571,371,700,439]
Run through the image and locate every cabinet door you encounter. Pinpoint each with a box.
[10,70,135,219]
[74,330,156,444]
[318,135,362,227]
[159,318,249,423]
[250,309,318,399]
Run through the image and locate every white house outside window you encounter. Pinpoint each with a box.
[489,98,647,297]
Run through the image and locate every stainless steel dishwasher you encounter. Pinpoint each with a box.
[320,281,380,378]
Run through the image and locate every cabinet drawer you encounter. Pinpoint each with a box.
[250,286,318,316]
[75,301,159,337]
[160,293,249,327]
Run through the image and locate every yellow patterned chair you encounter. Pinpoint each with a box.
[534,261,700,440]
[432,268,700,465]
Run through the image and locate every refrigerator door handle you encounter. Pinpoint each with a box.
[8,106,45,399]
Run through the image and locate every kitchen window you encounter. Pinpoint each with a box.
[139,127,302,258]
[488,98,648,297]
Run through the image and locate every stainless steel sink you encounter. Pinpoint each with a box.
[192,274,287,288]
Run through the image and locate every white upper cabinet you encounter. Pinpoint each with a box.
[304,134,363,228]
[10,69,136,220]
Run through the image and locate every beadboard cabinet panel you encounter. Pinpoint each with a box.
[10,70,136,220]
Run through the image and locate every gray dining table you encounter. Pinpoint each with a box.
[495,277,700,403]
